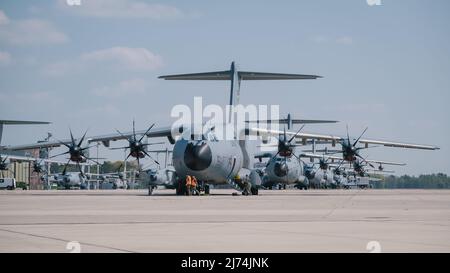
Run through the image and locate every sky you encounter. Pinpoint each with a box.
[0,0,449,175]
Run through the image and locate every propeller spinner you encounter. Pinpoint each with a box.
[111,120,161,170]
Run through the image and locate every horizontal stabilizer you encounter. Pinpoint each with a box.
[238,71,321,80]
[159,71,322,81]
[159,70,231,80]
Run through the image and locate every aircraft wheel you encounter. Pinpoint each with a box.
[242,181,251,196]
[148,186,153,196]
[176,181,183,195]
[251,186,259,195]
[186,186,192,196]
[204,184,210,195]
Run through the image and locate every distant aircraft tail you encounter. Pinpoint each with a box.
[0,120,50,145]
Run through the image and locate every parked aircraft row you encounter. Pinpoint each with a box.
[0,62,440,195]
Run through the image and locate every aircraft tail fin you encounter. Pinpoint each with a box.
[159,62,322,123]
[0,120,50,145]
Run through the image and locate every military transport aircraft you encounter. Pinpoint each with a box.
[2,62,440,195]
[254,127,408,190]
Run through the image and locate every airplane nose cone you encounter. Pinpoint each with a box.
[274,162,288,177]
[184,142,212,171]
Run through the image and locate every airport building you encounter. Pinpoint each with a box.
[1,149,43,190]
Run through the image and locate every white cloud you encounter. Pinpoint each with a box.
[81,47,163,70]
[0,51,11,66]
[92,78,149,98]
[43,47,163,76]
[58,0,182,19]
[0,10,9,25]
[0,16,68,46]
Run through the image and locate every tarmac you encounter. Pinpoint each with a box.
[0,189,449,252]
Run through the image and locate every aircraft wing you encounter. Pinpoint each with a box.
[2,140,72,151]
[0,154,40,162]
[88,126,173,146]
[364,159,406,166]
[299,152,342,161]
[250,128,439,150]
[299,152,406,166]
[356,139,438,150]
[0,154,91,165]
[2,126,175,151]
[147,149,173,153]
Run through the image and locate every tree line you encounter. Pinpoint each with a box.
[371,173,450,189]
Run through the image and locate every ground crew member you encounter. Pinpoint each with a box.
[191,176,198,195]
[185,175,192,196]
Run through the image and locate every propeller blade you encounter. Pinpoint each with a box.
[83,156,101,165]
[78,129,89,147]
[125,152,133,161]
[292,153,301,161]
[143,150,160,165]
[357,154,375,168]
[266,150,281,167]
[138,123,155,143]
[76,162,84,175]
[288,124,305,144]
[353,127,368,147]
[80,145,96,151]
[69,128,75,145]
[132,119,136,142]
[336,159,345,171]
[55,138,71,149]
[346,124,350,144]
[115,128,128,140]
[62,158,71,175]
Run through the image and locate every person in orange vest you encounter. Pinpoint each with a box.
[191,176,198,195]
[185,175,192,196]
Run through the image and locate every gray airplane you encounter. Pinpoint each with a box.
[254,126,310,189]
